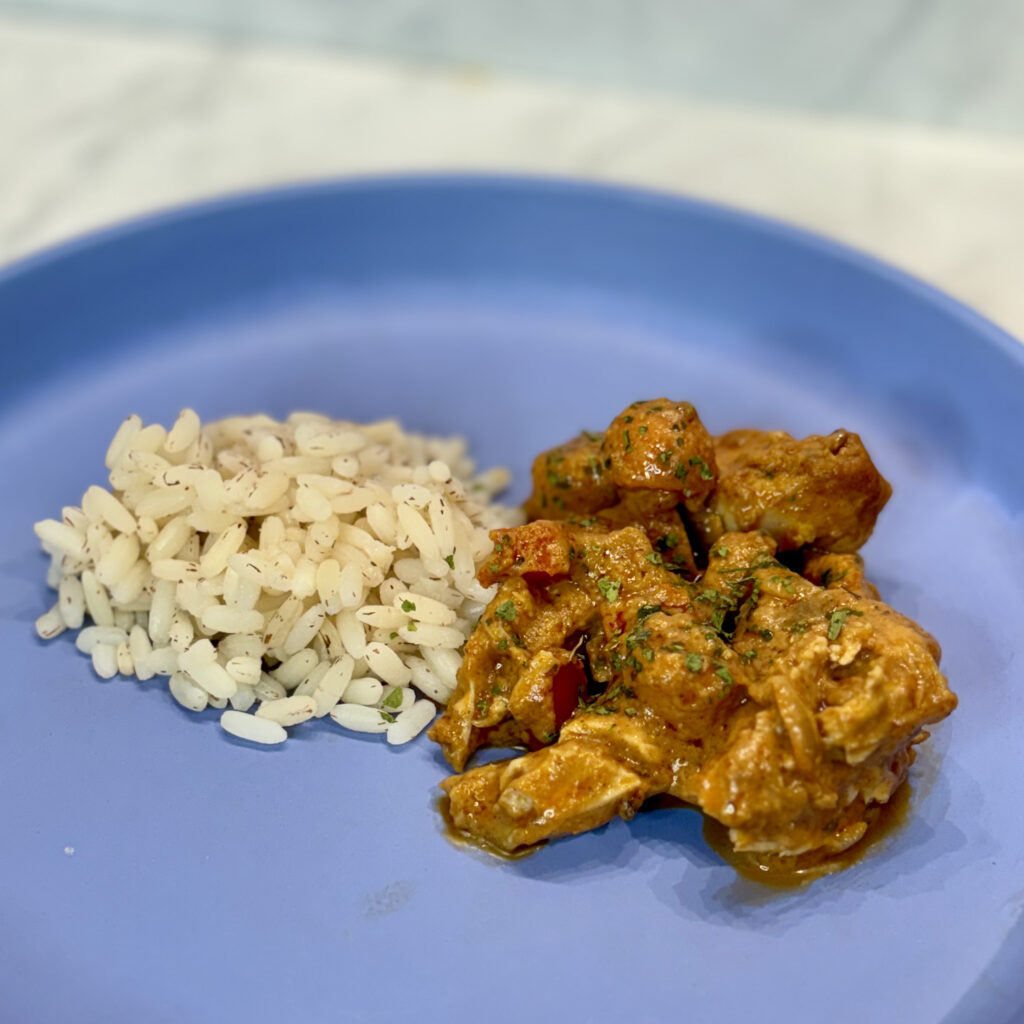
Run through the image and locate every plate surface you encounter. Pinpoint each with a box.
[1,176,1022,1024]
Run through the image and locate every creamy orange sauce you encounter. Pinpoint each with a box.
[701,781,912,887]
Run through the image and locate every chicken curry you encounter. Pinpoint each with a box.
[428,399,957,871]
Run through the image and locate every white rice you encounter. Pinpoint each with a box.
[220,709,287,745]
[34,410,521,746]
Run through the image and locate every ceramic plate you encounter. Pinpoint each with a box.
[1,177,1021,1024]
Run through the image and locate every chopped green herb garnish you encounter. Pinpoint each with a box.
[444,553,455,569]
[495,600,517,622]
[827,608,863,641]
[625,626,651,651]
[688,456,714,480]
[821,568,849,587]
[624,706,638,717]
[685,653,703,672]
[770,574,796,595]
[382,688,403,709]
[379,710,397,724]
[596,577,621,602]
[716,666,735,687]
[658,451,671,464]
[400,599,416,613]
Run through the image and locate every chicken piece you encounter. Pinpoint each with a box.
[694,534,956,855]
[428,573,593,771]
[477,519,574,588]
[601,399,717,514]
[507,649,585,746]
[438,535,746,851]
[441,600,745,852]
[520,400,714,574]
[708,428,892,552]
[589,490,698,576]
[523,431,617,520]
[431,520,689,771]
[483,496,696,586]
[801,549,880,601]
[442,725,656,851]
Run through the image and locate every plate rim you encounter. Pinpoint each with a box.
[1,171,1021,374]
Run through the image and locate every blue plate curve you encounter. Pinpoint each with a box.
[0,175,1021,1024]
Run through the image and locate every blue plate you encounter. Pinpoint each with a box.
[1,176,1021,1024]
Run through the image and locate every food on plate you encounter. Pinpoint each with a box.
[431,399,957,872]
[34,410,520,744]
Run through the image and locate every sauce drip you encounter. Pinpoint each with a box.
[701,781,912,887]
[436,794,541,861]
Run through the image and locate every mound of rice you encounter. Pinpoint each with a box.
[34,410,521,745]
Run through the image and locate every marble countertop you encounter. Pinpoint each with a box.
[3,13,1023,340]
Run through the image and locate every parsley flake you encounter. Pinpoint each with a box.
[827,608,862,641]
[495,600,517,622]
[688,456,714,480]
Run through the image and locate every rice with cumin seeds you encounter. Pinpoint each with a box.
[34,410,522,745]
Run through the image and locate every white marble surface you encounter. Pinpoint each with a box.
[3,14,1024,339]
[10,0,1024,134]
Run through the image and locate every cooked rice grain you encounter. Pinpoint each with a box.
[35,410,520,747]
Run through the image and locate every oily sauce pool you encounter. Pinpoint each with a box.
[439,785,912,884]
